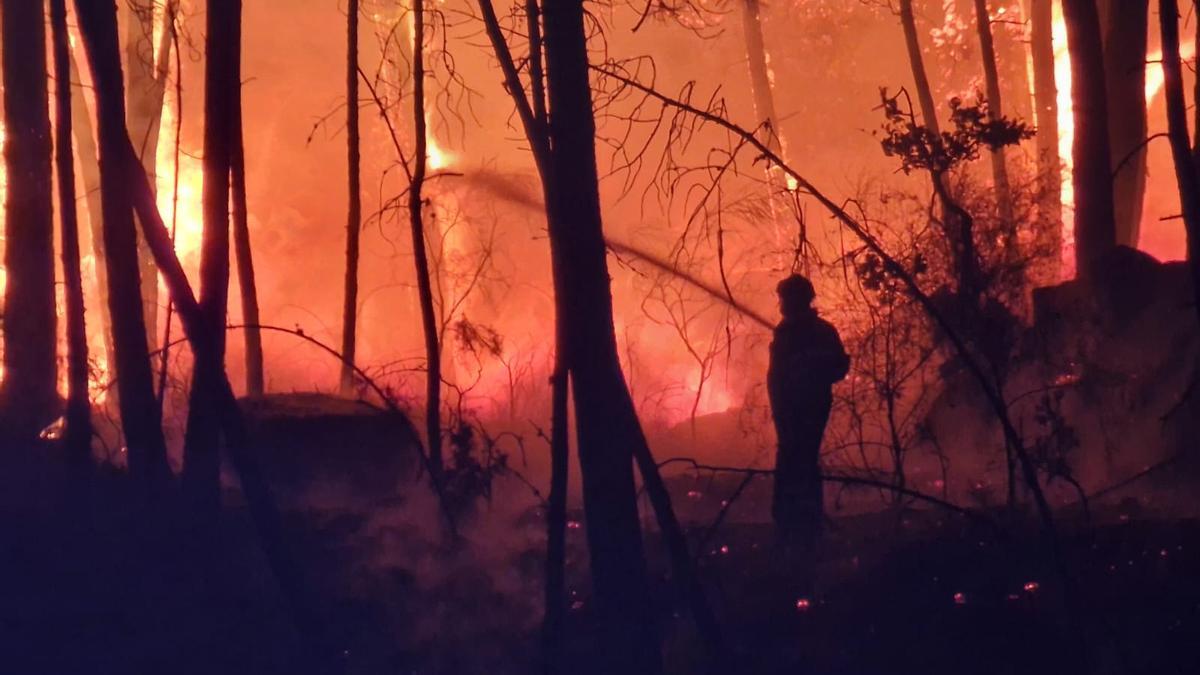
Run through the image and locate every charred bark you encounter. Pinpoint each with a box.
[50,0,93,462]
[1159,0,1200,328]
[229,5,264,397]
[182,0,238,511]
[1028,0,1062,267]
[1062,0,1116,280]
[1,0,59,439]
[340,0,363,396]
[72,0,171,487]
[972,0,1013,228]
[1101,0,1148,248]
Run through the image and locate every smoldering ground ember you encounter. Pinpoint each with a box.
[1,0,1199,673]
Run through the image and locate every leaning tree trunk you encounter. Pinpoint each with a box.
[182,0,237,511]
[123,0,172,351]
[1062,0,1116,280]
[972,0,1014,229]
[541,0,662,670]
[0,0,59,440]
[1028,0,1062,269]
[229,4,264,396]
[1100,0,1148,248]
[408,0,443,475]
[71,0,171,487]
[1159,0,1200,329]
[50,0,93,462]
[340,0,362,396]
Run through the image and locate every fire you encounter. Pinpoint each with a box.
[154,93,206,280]
[1051,3,1073,274]
[1051,7,1194,272]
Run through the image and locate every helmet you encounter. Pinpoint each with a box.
[776,274,816,307]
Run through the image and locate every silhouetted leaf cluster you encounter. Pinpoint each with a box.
[877,89,1034,175]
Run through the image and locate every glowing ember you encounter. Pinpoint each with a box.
[1023,581,1039,593]
[795,597,811,612]
[953,592,967,605]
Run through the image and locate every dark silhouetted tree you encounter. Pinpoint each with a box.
[1101,0,1148,248]
[229,2,263,396]
[972,0,1013,229]
[409,0,443,475]
[73,0,171,487]
[1158,0,1200,328]
[1,0,59,439]
[50,0,93,461]
[1062,0,1116,279]
[340,0,362,396]
[182,0,239,511]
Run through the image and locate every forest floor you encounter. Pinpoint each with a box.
[3,445,1198,675]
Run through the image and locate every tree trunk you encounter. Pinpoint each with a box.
[0,0,59,439]
[899,0,941,134]
[541,0,661,670]
[182,0,237,511]
[75,1,332,661]
[409,0,443,475]
[1028,0,1062,268]
[50,0,93,462]
[1100,0,1149,248]
[1159,0,1200,328]
[972,0,1014,228]
[520,2,570,667]
[67,44,117,373]
[1062,0,1116,280]
[71,0,171,487]
[229,5,263,396]
[123,0,169,351]
[340,0,362,396]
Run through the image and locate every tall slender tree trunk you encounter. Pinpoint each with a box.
[898,0,979,300]
[972,0,1014,228]
[1062,0,1116,280]
[50,0,93,462]
[71,0,170,487]
[409,0,443,475]
[519,1,570,666]
[341,0,362,396]
[739,0,793,250]
[1028,0,1062,268]
[1,0,59,439]
[541,0,661,669]
[899,0,941,134]
[1100,0,1149,248]
[1159,0,1200,328]
[123,0,170,351]
[67,45,117,372]
[229,5,263,397]
[182,0,237,510]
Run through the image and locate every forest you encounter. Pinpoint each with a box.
[1,0,1198,673]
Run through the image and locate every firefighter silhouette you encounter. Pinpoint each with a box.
[768,274,849,546]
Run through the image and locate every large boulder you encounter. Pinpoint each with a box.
[237,393,421,507]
